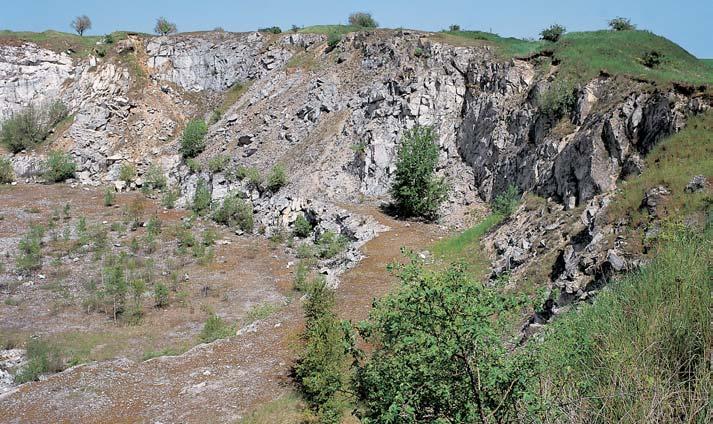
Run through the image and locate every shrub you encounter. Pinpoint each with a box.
[143,164,167,190]
[641,50,663,68]
[294,277,354,422]
[608,17,636,31]
[179,119,207,158]
[293,260,311,291]
[103,187,116,206]
[185,158,202,173]
[0,157,14,183]
[540,24,566,42]
[266,163,288,192]
[348,12,378,28]
[191,178,212,215]
[119,162,136,182]
[70,15,92,36]
[317,230,349,259]
[161,187,179,209]
[16,225,44,274]
[154,17,177,35]
[199,314,234,343]
[207,154,231,173]
[154,283,169,308]
[103,263,127,321]
[43,150,76,182]
[448,24,461,32]
[238,166,263,191]
[104,33,115,44]
[258,26,282,34]
[14,338,64,383]
[0,101,68,153]
[537,78,577,117]
[327,32,342,49]
[389,126,448,220]
[212,193,254,232]
[492,184,521,217]
[354,259,531,422]
[293,214,313,238]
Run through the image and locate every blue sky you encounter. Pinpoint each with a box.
[2,0,712,57]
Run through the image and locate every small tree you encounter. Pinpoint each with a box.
[179,119,207,158]
[191,178,212,215]
[212,193,254,232]
[0,157,14,184]
[71,15,92,36]
[155,17,177,36]
[43,150,76,182]
[492,184,521,217]
[348,12,378,28]
[609,17,636,31]
[389,126,448,220]
[293,214,313,238]
[540,24,566,42]
[449,24,461,32]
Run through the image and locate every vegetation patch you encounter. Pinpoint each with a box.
[0,101,68,153]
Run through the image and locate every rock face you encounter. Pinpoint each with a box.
[0,44,74,120]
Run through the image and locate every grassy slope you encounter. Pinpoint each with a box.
[298,25,363,35]
[431,213,503,278]
[440,29,713,86]
[0,30,129,57]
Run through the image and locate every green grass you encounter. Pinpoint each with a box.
[0,30,128,57]
[298,25,363,36]
[434,30,545,57]
[245,302,282,324]
[608,110,713,229]
[702,59,713,69]
[533,223,712,423]
[239,392,307,424]
[431,213,503,276]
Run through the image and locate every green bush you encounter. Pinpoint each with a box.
[258,26,282,34]
[0,156,14,183]
[348,12,378,28]
[103,263,127,321]
[266,163,288,192]
[103,187,116,206]
[317,230,349,259]
[143,164,167,190]
[293,214,313,238]
[199,314,234,343]
[179,119,208,158]
[327,32,342,49]
[119,162,136,182]
[0,101,68,153]
[191,178,212,215]
[537,78,577,117]
[43,150,76,182]
[492,184,521,217]
[207,154,231,173]
[212,193,254,232]
[154,282,169,308]
[448,24,461,32]
[237,166,263,191]
[540,24,566,42]
[16,225,45,274]
[389,126,448,220]
[294,277,354,422]
[14,338,64,383]
[161,187,179,209]
[354,258,531,422]
[185,158,202,173]
[154,17,177,35]
[608,17,636,31]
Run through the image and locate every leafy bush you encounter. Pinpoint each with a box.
[237,166,263,191]
[0,156,14,183]
[354,258,531,422]
[327,32,342,49]
[179,119,208,158]
[317,230,349,259]
[266,163,288,192]
[212,193,254,232]
[294,277,354,422]
[537,78,577,117]
[191,178,212,215]
[103,187,116,206]
[492,184,521,217]
[0,101,68,153]
[119,162,136,182]
[185,158,202,173]
[199,314,234,343]
[293,214,313,238]
[43,150,76,182]
[389,126,448,220]
[207,154,231,173]
[16,225,44,274]
[143,164,167,190]
[540,24,566,42]
[154,283,169,308]
[14,338,64,383]
[348,12,378,28]
[448,24,461,32]
[641,50,663,68]
[161,187,179,209]
[258,26,282,34]
[608,17,636,31]
[155,17,177,35]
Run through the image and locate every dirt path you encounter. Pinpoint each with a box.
[0,201,441,423]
